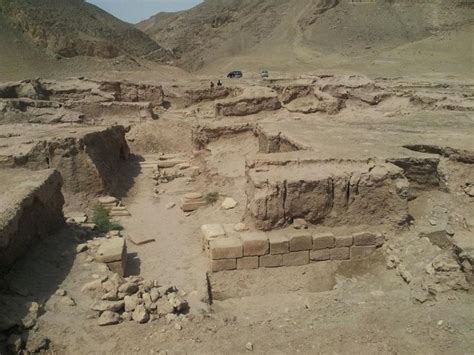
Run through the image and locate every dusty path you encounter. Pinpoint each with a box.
[118,154,210,311]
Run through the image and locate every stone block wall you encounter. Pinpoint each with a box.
[201,224,384,272]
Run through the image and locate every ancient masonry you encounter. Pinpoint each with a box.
[201,224,384,272]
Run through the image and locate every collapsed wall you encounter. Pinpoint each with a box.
[0,169,64,272]
[245,158,409,230]
[215,87,281,116]
[0,125,130,197]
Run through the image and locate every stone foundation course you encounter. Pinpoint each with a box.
[201,224,384,272]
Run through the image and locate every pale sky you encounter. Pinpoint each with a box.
[87,0,203,24]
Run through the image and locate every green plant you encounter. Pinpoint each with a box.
[92,205,123,233]
[204,192,219,204]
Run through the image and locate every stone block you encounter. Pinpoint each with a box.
[95,238,126,263]
[237,257,259,270]
[288,232,313,251]
[107,258,127,277]
[181,198,207,212]
[312,233,335,250]
[210,238,243,260]
[201,224,226,247]
[259,254,283,268]
[282,251,309,266]
[310,249,331,262]
[353,232,376,246]
[210,259,236,272]
[240,232,269,256]
[351,246,377,259]
[268,233,289,255]
[335,235,353,247]
[330,247,350,260]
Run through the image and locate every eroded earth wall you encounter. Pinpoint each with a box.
[245,161,410,230]
[0,169,64,273]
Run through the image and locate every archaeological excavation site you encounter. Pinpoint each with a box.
[0,0,473,354]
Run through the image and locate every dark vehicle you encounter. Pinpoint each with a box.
[227,70,243,78]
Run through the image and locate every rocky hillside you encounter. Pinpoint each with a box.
[138,0,474,72]
[0,0,171,61]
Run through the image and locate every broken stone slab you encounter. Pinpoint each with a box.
[128,235,156,246]
[98,311,121,326]
[157,159,186,168]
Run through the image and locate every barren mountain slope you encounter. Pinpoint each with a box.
[0,0,171,61]
[138,0,474,75]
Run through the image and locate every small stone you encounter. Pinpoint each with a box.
[55,288,67,296]
[118,282,139,296]
[429,219,437,226]
[121,312,132,321]
[166,202,176,210]
[156,298,175,316]
[174,323,182,330]
[133,305,150,324]
[293,219,308,230]
[91,301,124,313]
[76,243,88,253]
[221,197,238,210]
[98,311,120,326]
[124,295,140,312]
[246,342,254,351]
[150,288,161,302]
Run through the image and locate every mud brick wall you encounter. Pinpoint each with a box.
[201,225,384,272]
[245,162,409,230]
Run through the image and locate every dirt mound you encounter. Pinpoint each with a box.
[138,0,473,75]
[0,0,171,61]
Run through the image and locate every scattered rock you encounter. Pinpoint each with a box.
[124,295,140,312]
[221,197,238,210]
[398,264,412,284]
[246,342,254,351]
[91,301,124,313]
[174,323,183,330]
[98,311,121,326]
[118,282,139,296]
[132,305,150,324]
[166,202,176,209]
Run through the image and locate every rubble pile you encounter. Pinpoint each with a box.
[83,274,189,326]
